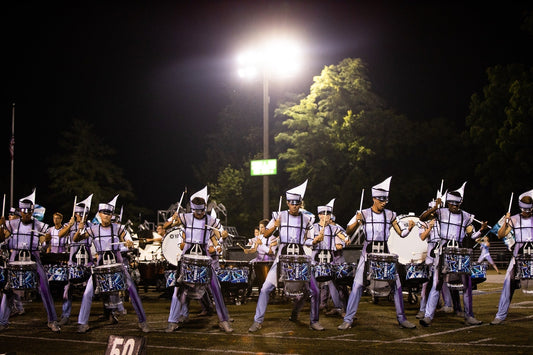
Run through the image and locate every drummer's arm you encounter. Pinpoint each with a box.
[73,222,88,242]
[393,218,415,237]
[263,219,280,238]
[40,232,52,244]
[59,219,74,238]
[419,220,434,241]
[346,212,363,235]
[164,212,181,230]
[0,217,9,241]
[497,213,512,239]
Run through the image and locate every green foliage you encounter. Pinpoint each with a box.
[47,119,141,219]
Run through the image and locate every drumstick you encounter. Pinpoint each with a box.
[205,224,235,238]
[30,229,47,235]
[2,194,5,217]
[236,242,246,251]
[506,192,514,224]
[72,195,77,218]
[358,189,364,213]
[472,218,492,229]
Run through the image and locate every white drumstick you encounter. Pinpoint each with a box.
[472,218,492,229]
[2,194,5,217]
[205,224,235,237]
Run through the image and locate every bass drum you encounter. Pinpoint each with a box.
[162,227,183,267]
[387,214,427,265]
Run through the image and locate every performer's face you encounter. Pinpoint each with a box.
[53,214,63,226]
[447,202,460,213]
[193,208,206,219]
[99,210,112,226]
[20,210,33,223]
[287,201,301,216]
[372,197,388,212]
[521,207,533,218]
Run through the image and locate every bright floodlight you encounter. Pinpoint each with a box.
[237,38,301,79]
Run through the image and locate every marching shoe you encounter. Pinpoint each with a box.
[415,311,425,319]
[337,321,352,330]
[248,322,262,332]
[419,317,432,327]
[465,316,482,326]
[490,317,504,325]
[289,312,299,322]
[399,320,416,329]
[109,313,119,325]
[438,306,454,313]
[138,322,150,333]
[48,321,61,332]
[325,308,343,317]
[177,315,189,324]
[309,322,325,331]
[77,324,90,333]
[219,321,233,333]
[165,322,180,333]
[58,317,70,326]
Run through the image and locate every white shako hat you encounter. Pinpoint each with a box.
[317,198,335,214]
[98,194,119,213]
[19,188,36,210]
[519,189,533,209]
[372,176,392,200]
[75,194,93,213]
[190,186,208,210]
[446,182,466,204]
[286,180,308,203]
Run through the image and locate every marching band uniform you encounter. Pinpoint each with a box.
[313,199,348,316]
[165,187,233,333]
[339,177,416,330]
[249,180,325,332]
[0,190,60,332]
[419,182,485,326]
[58,200,94,325]
[75,196,150,333]
[491,189,533,324]
[416,202,454,319]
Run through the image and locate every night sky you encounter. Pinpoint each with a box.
[3,1,533,219]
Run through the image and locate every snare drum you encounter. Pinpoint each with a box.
[405,262,428,285]
[334,262,357,285]
[279,254,310,282]
[0,266,6,290]
[164,269,177,288]
[180,254,212,284]
[92,263,126,293]
[68,265,91,284]
[312,262,334,282]
[441,247,472,274]
[515,254,533,280]
[47,264,68,283]
[8,261,38,290]
[367,253,398,281]
[471,262,487,284]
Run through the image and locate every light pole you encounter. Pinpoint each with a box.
[237,39,301,219]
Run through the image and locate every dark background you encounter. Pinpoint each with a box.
[3,0,532,222]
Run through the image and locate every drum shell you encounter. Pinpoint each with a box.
[217,260,250,285]
[471,262,487,285]
[180,255,212,284]
[92,263,126,293]
[312,262,334,282]
[8,261,38,290]
[46,264,69,283]
[251,261,273,287]
[514,254,533,280]
[0,266,6,290]
[279,254,311,282]
[334,262,357,285]
[404,262,429,286]
[441,247,472,274]
[68,265,91,284]
[367,253,398,281]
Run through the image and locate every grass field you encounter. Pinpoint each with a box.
[0,270,532,354]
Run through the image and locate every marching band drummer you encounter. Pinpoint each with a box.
[491,189,533,325]
[57,198,94,326]
[338,177,417,330]
[418,182,488,327]
[0,189,61,332]
[313,199,349,317]
[245,219,277,262]
[74,195,150,333]
[249,180,326,332]
[165,186,233,333]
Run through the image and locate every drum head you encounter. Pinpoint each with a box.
[387,214,427,264]
[162,228,183,266]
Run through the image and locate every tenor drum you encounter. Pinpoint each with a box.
[441,247,472,274]
[68,265,91,284]
[92,263,126,293]
[164,269,177,288]
[217,260,250,285]
[515,254,533,280]
[47,264,68,283]
[367,253,398,281]
[312,262,334,282]
[334,262,357,285]
[405,262,428,285]
[471,262,487,285]
[0,266,6,290]
[180,254,212,284]
[162,228,183,267]
[8,261,38,290]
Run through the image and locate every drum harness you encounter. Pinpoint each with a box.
[314,224,335,264]
[279,212,306,256]
[10,219,38,262]
[364,209,393,257]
